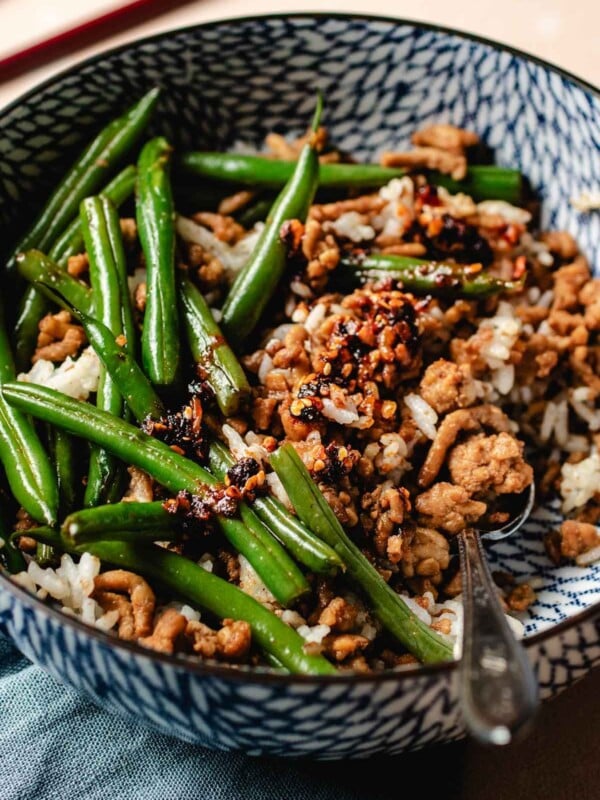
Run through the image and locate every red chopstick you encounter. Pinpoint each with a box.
[0,0,197,83]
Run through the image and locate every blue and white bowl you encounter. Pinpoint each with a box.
[0,14,599,758]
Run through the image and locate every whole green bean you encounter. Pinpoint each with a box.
[2,383,308,606]
[221,95,323,348]
[50,165,137,267]
[208,440,342,575]
[82,539,336,675]
[340,253,522,297]
[270,443,454,664]
[136,137,179,387]
[0,313,58,525]
[62,501,174,544]
[16,250,93,314]
[11,89,160,370]
[179,275,250,415]
[80,196,129,507]
[180,153,523,203]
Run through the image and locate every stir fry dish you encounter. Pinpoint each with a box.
[1,89,598,674]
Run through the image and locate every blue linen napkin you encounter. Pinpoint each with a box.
[0,633,406,800]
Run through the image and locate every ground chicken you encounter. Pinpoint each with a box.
[558,520,600,560]
[34,311,86,363]
[411,123,479,155]
[415,482,487,534]
[551,256,591,311]
[418,359,478,415]
[448,432,533,495]
[401,527,450,585]
[318,597,358,632]
[380,147,467,180]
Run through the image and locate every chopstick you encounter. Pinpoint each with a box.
[0,0,196,83]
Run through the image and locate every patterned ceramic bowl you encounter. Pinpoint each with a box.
[0,14,599,759]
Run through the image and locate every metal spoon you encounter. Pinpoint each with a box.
[457,482,538,745]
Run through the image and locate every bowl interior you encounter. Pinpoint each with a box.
[0,14,599,640]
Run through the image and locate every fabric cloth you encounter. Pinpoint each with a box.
[0,634,407,800]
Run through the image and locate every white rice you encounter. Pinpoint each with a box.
[197,553,214,573]
[221,424,271,467]
[12,553,119,632]
[265,472,293,509]
[540,398,570,448]
[325,211,376,242]
[476,301,522,394]
[297,624,331,646]
[560,450,600,512]
[238,554,278,606]
[18,346,101,400]
[321,396,359,425]
[371,436,411,484]
[371,177,414,239]
[404,393,438,440]
[176,215,263,276]
[278,609,306,629]
[570,387,600,431]
[303,303,326,334]
[476,200,531,225]
[570,190,600,212]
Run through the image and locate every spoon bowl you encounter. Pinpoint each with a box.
[458,483,538,745]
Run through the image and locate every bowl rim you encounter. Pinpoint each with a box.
[0,11,598,686]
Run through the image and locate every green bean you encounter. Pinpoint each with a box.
[180,153,523,203]
[339,253,522,297]
[0,313,58,525]
[8,90,159,274]
[218,513,309,606]
[179,275,250,415]
[12,291,48,373]
[10,526,62,550]
[431,167,523,204]
[35,542,57,567]
[81,539,336,675]
[2,382,208,492]
[208,440,343,575]
[235,194,276,228]
[16,250,93,314]
[62,501,174,545]
[136,137,179,387]
[270,443,454,664]
[0,509,26,574]
[221,95,323,348]
[11,90,160,370]
[50,165,137,267]
[55,302,165,424]
[2,383,308,606]
[80,196,129,507]
[47,426,79,516]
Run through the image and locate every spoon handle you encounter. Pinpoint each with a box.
[458,527,539,745]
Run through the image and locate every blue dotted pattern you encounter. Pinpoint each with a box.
[0,15,598,757]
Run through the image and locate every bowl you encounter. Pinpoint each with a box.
[0,13,599,759]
